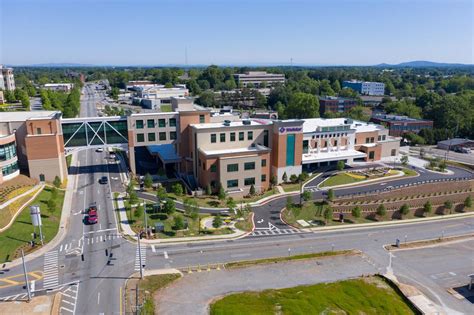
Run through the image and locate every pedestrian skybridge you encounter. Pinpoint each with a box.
[61,116,129,153]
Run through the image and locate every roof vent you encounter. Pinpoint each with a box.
[242,120,251,125]
[223,120,231,126]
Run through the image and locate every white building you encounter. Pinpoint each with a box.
[0,65,15,91]
[43,83,74,92]
[133,84,189,110]
[234,71,285,87]
[342,80,385,96]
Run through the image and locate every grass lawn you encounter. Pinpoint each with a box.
[402,168,418,176]
[66,155,72,168]
[125,198,232,238]
[0,186,65,263]
[126,274,181,314]
[210,276,415,315]
[234,212,253,232]
[320,169,401,188]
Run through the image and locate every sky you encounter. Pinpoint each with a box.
[0,0,472,66]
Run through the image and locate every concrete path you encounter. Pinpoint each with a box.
[116,193,136,236]
[155,253,377,315]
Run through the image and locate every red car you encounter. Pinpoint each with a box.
[87,205,98,224]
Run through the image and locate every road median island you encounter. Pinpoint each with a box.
[385,233,474,251]
[124,270,182,315]
[225,249,358,269]
[318,169,406,189]
[209,274,419,315]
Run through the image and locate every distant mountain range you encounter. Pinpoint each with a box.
[10,60,473,68]
[375,60,472,68]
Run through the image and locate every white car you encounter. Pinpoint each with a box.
[95,148,104,152]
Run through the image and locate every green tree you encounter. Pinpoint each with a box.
[346,106,370,122]
[196,90,216,107]
[352,206,361,218]
[336,160,345,171]
[438,160,447,172]
[285,92,319,119]
[173,214,185,230]
[129,191,138,205]
[423,200,432,216]
[289,174,298,183]
[53,176,61,188]
[126,181,134,197]
[47,198,56,213]
[444,200,453,214]
[212,214,223,228]
[376,204,386,218]
[270,175,277,188]
[302,190,311,202]
[464,196,472,209]
[109,87,119,101]
[205,183,212,196]
[172,183,184,196]
[332,80,341,94]
[400,155,409,166]
[249,184,256,196]
[163,198,176,215]
[156,185,167,202]
[143,173,153,189]
[183,198,199,218]
[399,204,410,218]
[217,183,226,201]
[282,172,288,183]
[286,196,293,210]
[134,204,143,218]
[327,189,335,202]
[226,197,237,213]
[323,207,333,225]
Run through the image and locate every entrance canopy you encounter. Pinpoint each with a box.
[147,144,181,164]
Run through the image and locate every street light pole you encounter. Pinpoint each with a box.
[21,250,31,301]
[137,233,143,279]
[143,199,148,239]
[299,179,303,206]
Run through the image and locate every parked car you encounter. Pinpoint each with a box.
[99,176,108,184]
[87,205,98,224]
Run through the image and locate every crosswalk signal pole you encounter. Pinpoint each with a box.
[137,233,143,279]
[21,249,32,302]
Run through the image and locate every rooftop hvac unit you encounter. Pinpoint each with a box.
[242,120,251,125]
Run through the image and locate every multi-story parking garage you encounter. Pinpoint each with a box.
[0,97,400,196]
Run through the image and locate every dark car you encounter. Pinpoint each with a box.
[87,205,98,224]
[99,176,108,184]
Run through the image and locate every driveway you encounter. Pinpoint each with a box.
[155,253,377,315]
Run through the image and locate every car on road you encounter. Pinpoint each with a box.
[96,148,104,152]
[99,176,108,184]
[87,205,98,224]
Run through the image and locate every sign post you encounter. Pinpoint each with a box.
[30,205,43,245]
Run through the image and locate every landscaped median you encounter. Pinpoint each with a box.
[318,167,410,189]
[0,185,65,263]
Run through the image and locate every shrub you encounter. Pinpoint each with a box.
[144,173,153,189]
[336,160,345,171]
[212,214,223,228]
[323,207,333,224]
[217,183,226,201]
[286,196,293,210]
[53,176,61,188]
[172,183,184,196]
[351,206,361,218]
[51,187,58,200]
[47,198,56,213]
[465,196,472,209]
[302,190,311,202]
[289,174,298,183]
[282,172,288,183]
[444,200,453,214]
[423,201,432,215]
[173,214,185,230]
[270,175,277,188]
[156,186,167,201]
[163,198,176,214]
[298,172,309,182]
[327,189,335,202]
[399,204,410,217]
[376,204,386,217]
[249,184,256,196]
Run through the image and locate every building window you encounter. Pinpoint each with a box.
[136,120,144,129]
[199,115,205,123]
[355,138,357,144]
[261,174,267,182]
[170,131,177,140]
[211,134,216,143]
[244,177,255,186]
[227,164,239,172]
[0,142,17,161]
[220,133,226,142]
[378,136,381,141]
[147,119,154,128]
[244,162,255,170]
[365,137,369,143]
[1,161,18,176]
[334,140,338,146]
[263,130,269,147]
[302,140,309,154]
[382,135,386,141]
[210,180,217,188]
[137,133,144,143]
[391,149,396,156]
[261,159,266,167]
[370,137,375,143]
[286,134,295,166]
[230,132,236,142]
[248,131,253,140]
[36,128,42,135]
[227,179,238,188]
[169,118,176,127]
[158,119,166,128]
[210,164,217,173]
[159,132,167,141]
[239,132,244,141]
[148,133,156,142]
[369,151,375,159]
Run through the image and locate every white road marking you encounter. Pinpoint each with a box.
[30,280,35,292]
[59,244,63,252]
[151,245,156,253]
[97,292,100,304]
[164,251,168,259]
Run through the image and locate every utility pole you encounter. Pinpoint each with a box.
[135,283,140,315]
[137,233,143,279]
[143,199,148,239]
[21,250,31,301]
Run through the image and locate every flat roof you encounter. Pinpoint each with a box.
[302,118,350,133]
[199,144,269,156]
[302,149,366,164]
[351,120,383,133]
[147,144,180,163]
[192,119,270,130]
[372,114,432,123]
[438,138,473,146]
[0,110,60,122]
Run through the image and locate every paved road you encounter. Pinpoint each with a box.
[411,146,474,166]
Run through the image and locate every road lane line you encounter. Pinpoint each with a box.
[59,244,63,252]
[164,251,169,259]
[98,292,100,304]
[151,245,156,253]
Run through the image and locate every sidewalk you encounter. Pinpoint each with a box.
[116,193,138,237]
[3,152,77,269]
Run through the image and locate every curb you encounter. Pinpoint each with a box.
[317,170,408,190]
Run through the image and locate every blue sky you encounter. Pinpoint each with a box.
[1,0,472,65]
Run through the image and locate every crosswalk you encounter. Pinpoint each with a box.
[59,283,79,314]
[134,245,147,271]
[250,228,303,237]
[43,250,59,290]
[84,233,121,246]
[0,292,29,302]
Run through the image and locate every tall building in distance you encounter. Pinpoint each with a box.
[0,65,16,91]
[234,71,285,88]
[342,80,385,96]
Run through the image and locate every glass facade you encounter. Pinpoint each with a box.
[136,120,144,129]
[0,141,16,161]
[227,179,238,188]
[169,118,176,127]
[286,134,295,166]
[158,119,166,128]
[302,140,309,154]
[148,133,156,142]
[244,162,255,170]
[244,177,255,186]
[62,120,128,147]
[2,161,18,176]
[147,119,155,128]
[170,131,177,140]
[227,164,238,172]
